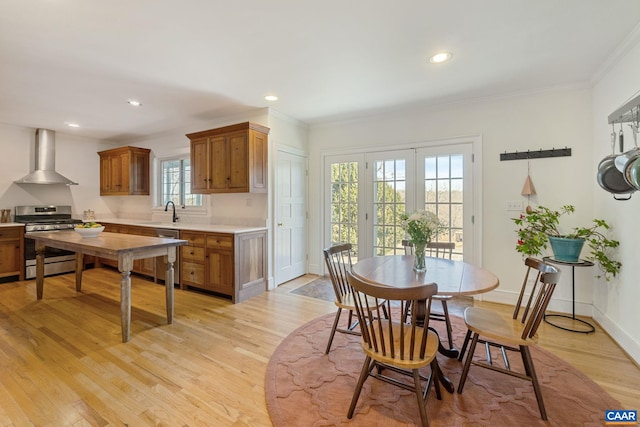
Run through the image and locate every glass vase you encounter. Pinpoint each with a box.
[413,242,427,273]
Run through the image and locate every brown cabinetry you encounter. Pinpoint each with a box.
[180,231,206,288]
[97,223,156,278]
[179,228,267,303]
[98,146,151,196]
[0,226,24,280]
[187,122,269,194]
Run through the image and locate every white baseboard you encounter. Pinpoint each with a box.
[593,307,640,365]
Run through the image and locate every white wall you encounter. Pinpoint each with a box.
[0,123,117,217]
[592,36,640,363]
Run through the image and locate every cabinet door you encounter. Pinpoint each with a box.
[206,248,234,295]
[115,152,131,194]
[249,130,268,192]
[100,155,111,194]
[0,236,20,277]
[209,135,229,190]
[131,150,150,195]
[190,137,210,193]
[228,131,248,191]
[138,227,157,276]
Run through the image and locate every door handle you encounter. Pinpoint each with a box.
[277,222,283,227]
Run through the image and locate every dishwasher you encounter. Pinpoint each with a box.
[155,228,180,286]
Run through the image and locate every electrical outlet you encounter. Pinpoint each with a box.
[505,200,523,211]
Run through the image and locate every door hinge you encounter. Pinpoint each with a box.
[471,215,475,224]
[471,153,475,162]
[365,212,368,220]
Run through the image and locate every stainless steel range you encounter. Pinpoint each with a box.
[15,205,83,279]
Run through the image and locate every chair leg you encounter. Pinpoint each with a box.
[412,369,430,427]
[521,346,548,420]
[440,299,453,349]
[348,356,373,419]
[458,329,472,361]
[325,307,342,354]
[457,332,479,393]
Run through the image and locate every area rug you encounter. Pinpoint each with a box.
[265,312,620,426]
[289,276,336,302]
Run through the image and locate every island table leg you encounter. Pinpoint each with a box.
[35,242,46,299]
[165,248,176,324]
[120,270,131,343]
[75,252,84,291]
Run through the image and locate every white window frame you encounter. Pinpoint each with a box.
[155,155,206,212]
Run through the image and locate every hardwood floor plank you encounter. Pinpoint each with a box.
[0,269,637,426]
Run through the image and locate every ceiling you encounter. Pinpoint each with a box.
[2,0,640,142]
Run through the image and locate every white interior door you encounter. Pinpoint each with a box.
[275,150,307,284]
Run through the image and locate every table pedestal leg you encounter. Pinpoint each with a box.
[413,299,456,393]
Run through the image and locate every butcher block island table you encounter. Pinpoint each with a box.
[26,230,187,342]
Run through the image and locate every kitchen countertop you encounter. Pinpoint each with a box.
[0,222,25,227]
[96,218,267,234]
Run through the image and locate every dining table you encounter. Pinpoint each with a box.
[351,254,500,392]
[27,230,187,343]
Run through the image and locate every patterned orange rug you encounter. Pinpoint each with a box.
[265,313,620,426]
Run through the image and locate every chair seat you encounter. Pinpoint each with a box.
[335,292,381,310]
[463,306,538,347]
[362,323,439,370]
[432,294,452,301]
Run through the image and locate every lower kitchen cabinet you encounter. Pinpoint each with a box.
[97,223,157,278]
[180,229,267,303]
[0,226,24,280]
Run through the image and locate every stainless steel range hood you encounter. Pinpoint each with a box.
[14,129,78,185]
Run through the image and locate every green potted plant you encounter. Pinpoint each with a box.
[512,205,621,281]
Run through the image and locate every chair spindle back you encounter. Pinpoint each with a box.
[323,243,354,305]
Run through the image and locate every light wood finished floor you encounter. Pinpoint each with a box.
[0,269,637,426]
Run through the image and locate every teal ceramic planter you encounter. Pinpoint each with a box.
[548,236,585,262]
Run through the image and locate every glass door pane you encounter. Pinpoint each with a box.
[417,144,473,261]
[327,158,362,260]
[366,150,415,257]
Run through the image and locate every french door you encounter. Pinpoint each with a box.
[325,142,475,263]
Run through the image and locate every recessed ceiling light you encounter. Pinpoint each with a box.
[66,123,80,128]
[128,99,142,106]
[264,95,278,102]
[429,52,452,64]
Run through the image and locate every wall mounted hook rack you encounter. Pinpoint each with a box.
[500,147,572,161]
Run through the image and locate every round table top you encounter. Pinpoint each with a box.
[351,255,499,296]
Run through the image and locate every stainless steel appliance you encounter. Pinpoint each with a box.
[15,205,83,279]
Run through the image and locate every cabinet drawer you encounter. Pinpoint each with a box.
[0,228,21,239]
[181,231,205,246]
[181,245,205,262]
[182,262,205,286]
[206,234,233,249]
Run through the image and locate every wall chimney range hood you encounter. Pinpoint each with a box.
[14,129,78,185]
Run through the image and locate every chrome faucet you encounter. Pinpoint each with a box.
[164,200,179,222]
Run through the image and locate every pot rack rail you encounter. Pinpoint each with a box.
[609,90,640,125]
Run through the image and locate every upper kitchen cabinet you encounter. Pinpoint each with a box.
[186,122,269,194]
[98,146,151,196]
